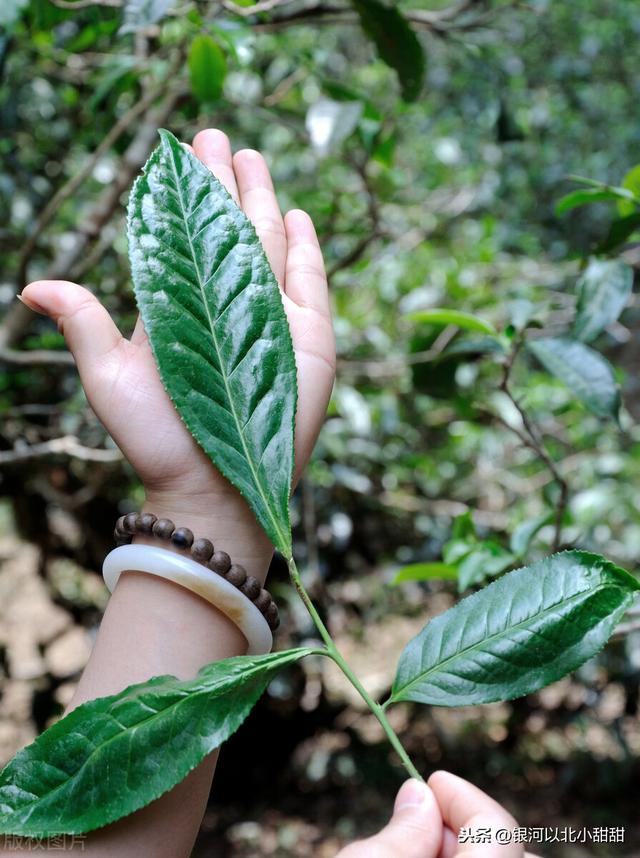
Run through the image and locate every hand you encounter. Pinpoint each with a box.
[338,771,542,858]
[19,129,336,536]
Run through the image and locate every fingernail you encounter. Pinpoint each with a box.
[395,779,429,811]
[17,291,46,314]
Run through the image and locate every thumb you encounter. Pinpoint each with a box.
[19,280,123,378]
[337,779,443,858]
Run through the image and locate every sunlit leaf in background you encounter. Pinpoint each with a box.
[391,562,458,585]
[617,164,640,216]
[407,309,497,335]
[188,34,227,104]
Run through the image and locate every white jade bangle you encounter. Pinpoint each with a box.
[102,544,273,655]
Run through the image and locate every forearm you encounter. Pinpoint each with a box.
[2,491,273,858]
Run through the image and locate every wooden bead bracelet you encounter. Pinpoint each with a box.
[114,512,279,631]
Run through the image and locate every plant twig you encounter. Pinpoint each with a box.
[498,339,569,551]
[0,436,123,465]
[50,0,121,7]
[0,347,74,366]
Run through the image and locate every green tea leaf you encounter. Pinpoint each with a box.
[617,164,640,216]
[0,649,311,836]
[597,212,640,253]
[528,336,620,420]
[573,259,633,343]
[350,0,425,102]
[555,187,629,215]
[388,551,640,707]
[509,511,554,557]
[407,309,496,335]
[127,130,297,555]
[188,34,227,103]
[119,0,173,34]
[391,562,458,585]
[456,542,514,591]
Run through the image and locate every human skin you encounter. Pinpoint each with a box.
[4,129,538,858]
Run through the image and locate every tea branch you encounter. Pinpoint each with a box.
[287,557,423,781]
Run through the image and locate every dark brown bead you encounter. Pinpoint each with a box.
[137,513,157,533]
[265,602,279,631]
[240,575,260,600]
[114,514,127,534]
[254,589,271,614]
[171,527,194,549]
[192,538,214,562]
[209,550,231,575]
[123,512,140,534]
[152,518,175,539]
[224,563,246,587]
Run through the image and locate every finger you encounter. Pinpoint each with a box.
[130,314,148,347]
[233,148,287,287]
[192,129,240,205]
[283,209,330,319]
[439,827,459,857]
[337,780,442,858]
[19,280,123,376]
[428,772,522,858]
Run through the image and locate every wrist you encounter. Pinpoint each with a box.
[140,486,274,584]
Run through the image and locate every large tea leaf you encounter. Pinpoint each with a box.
[528,336,620,420]
[128,130,297,555]
[573,258,633,342]
[388,551,639,707]
[0,649,311,836]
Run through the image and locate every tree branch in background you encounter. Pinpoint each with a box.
[0,435,123,465]
[49,0,121,8]
[0,347,74,366]
[339,325,458,377]
[241,0,504,35]
[498,339,570,552]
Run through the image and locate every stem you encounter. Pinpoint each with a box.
[287,557,423,781]
[499,337,570,552]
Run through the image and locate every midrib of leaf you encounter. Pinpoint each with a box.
[2,655,299,815]
[391,581,626,701]
[164,144,290,555]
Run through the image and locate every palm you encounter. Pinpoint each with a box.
[96,294,334,494]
